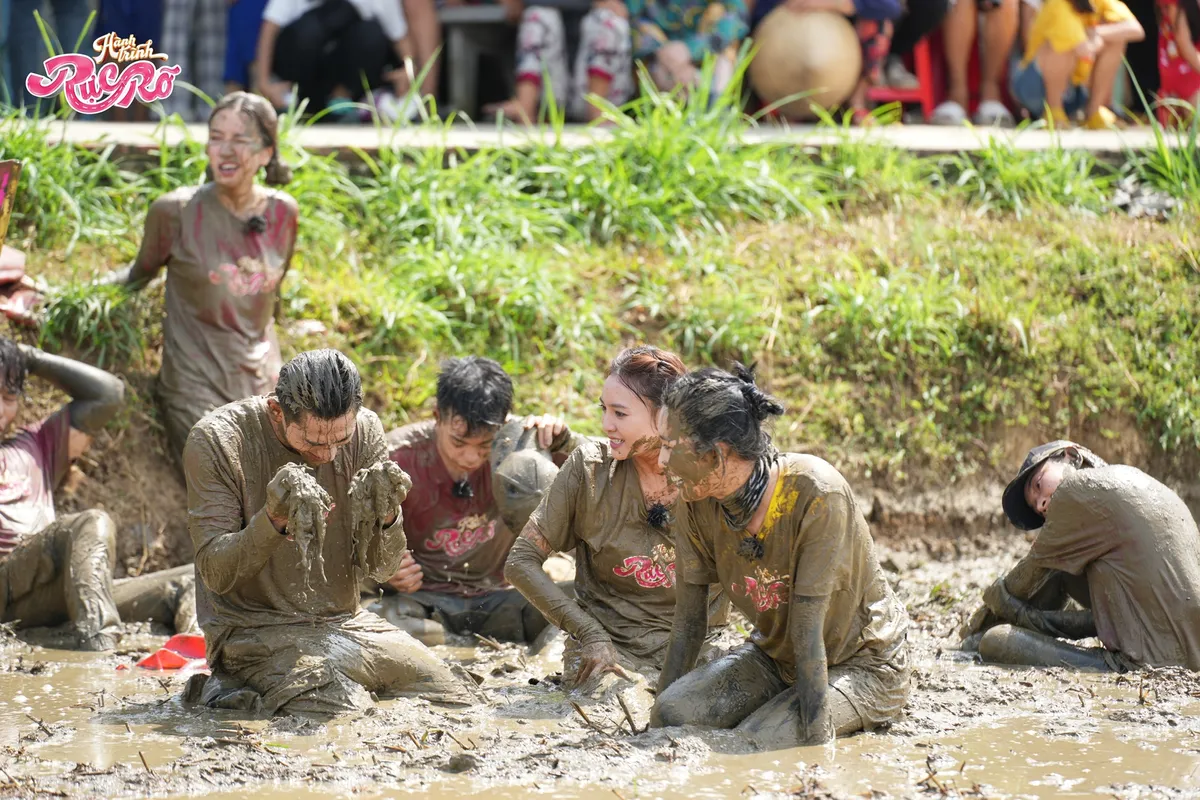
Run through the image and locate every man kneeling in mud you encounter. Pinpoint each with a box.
[961,441,1200,672]
[184,349,475,715]
[376,356,585,645]
[0,338,197,649]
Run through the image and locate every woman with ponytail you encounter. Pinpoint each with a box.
[505,345,726,690]
[107,92,299,463]
[650,365,910,748]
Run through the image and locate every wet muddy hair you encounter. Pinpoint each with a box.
[0,337,28,396]
[436,357,514,436]
[664,364,785,461]
[206,91,293,186]
[275,349,362,423]
[609,345,687,410]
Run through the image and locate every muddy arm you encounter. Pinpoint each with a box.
[103,195,177,290]
[184,435,286,594]
[504,530,610,645]
[655,580,709,696]
[19,345,124,435]
[983,575,1097,640]
[790,593,834,744]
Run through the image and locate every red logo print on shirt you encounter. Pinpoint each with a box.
[427,514,497,558]
[733,568,790,612]
[613,543,677,589]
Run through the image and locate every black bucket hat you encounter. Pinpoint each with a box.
[1002,440,1104,530]
[490,419,559,535]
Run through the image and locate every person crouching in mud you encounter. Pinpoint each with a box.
[183,349,475,716]
[960,441,1200,672]
[505,346,727,689]
[0,338,198,649]
[650,366,911,748]
[375,356,586,646]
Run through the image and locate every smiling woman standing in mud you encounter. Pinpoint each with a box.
[105,92,299,464]
[505,346,724,687]
[651,366,910,748]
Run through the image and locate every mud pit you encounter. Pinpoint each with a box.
[0,535,1197,799]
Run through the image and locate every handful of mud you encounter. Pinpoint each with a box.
[267,463,334,587]
[350,461,413,571]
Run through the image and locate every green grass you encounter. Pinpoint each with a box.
[3,62,1199,484]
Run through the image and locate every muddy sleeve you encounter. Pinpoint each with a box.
[525,446,587,554]
[121,193,181,290]
[656,579,710,693]
[675,504,719,586]
[984,569,1094,639]
[21,346,125,435]
[357,412,410,582]
[791,491,854,597]
[1027,480,1115,575]
[184,430,286,594]
[789,592,834,744]
[505,536,611,645]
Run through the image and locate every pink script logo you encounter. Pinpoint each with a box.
[25,33,180,115]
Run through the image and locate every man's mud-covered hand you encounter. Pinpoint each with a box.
[265,463,332,533]
[523,414,567,450]
[388,550,424,593]
[575,640,631,685]
[350,461,413,531]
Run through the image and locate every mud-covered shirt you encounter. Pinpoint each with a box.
[0,409,71,556]
[677,453,909,684]
[387,419,582,597]
[185,397,407,666]
[134,184,298,429]
[1027,465,1200,670]
[528,440,721,662]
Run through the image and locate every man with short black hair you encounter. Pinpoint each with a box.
[378,356,585,645]
[961,440,1200,672]
[184,348,474,715]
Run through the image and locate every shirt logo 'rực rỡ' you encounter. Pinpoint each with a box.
[25,33,180,115]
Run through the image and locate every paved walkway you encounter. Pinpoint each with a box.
[1,119,1177,156]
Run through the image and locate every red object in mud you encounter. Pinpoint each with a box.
[132,633,208,671]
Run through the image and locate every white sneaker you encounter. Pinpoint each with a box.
[375,91,422,124]
[973,99,1015,127]
[885,56,920,90]
[930,100,967,125]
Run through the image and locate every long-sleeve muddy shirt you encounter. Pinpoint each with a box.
[184,397,407,668]
[1006,465,1200,670]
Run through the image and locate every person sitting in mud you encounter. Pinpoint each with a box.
[376,356,586,645]
[960,441,1200,672]
[104,92,299,466]
[0,338,199,650]
[505,346,727,688]
[183,349,475,716]
[650,366,911,748]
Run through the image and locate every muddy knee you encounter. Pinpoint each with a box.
[651,683,701,728]
[68,509,117,552]
[979,624,1109,670]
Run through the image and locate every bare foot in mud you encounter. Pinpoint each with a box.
[266,463,333,583]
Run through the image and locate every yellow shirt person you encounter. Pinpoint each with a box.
[1022,0,1136,84]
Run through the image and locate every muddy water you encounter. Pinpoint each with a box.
[2,541,1198,799]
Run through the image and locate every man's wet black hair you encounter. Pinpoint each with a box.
[663,364,785,460]
[275,349,363,423]
[436,357,513,436]
[0,337,28,396]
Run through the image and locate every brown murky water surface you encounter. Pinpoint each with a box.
[2,539,1197,799]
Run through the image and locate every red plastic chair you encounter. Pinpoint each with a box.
[866,37,936,121]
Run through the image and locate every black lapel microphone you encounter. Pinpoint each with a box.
[245,215,267,234]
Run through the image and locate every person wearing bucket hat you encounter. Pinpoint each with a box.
[505,346,729,690]
[961,440,1200,672]
[371,357,587,646]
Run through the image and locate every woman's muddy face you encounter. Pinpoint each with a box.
[1025,458,1073,518]
[207,109,271,190]
[656,409,725,501]
[599,375,659,461]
